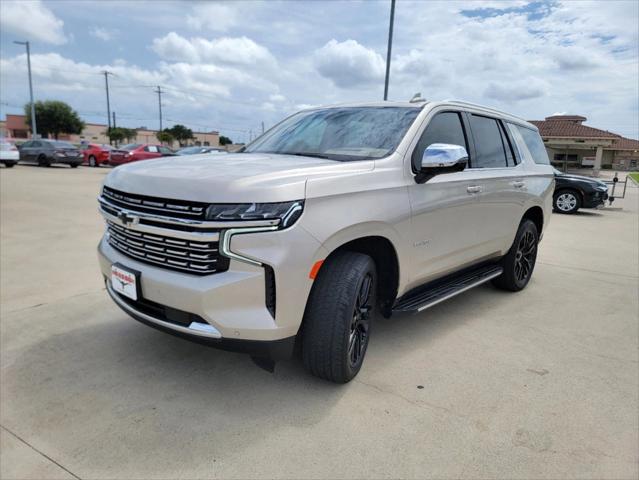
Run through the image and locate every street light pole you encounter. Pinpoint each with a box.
[14,40,37,137]
[383,0,396,101]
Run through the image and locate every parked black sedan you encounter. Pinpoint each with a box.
[18,139,83,167]
[553,168,609,214]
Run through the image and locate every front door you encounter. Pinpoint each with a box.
[407,111,490,286]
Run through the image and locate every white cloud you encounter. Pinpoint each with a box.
[89,26,118,42]
[314,39,385,88]
[0,0,67,45]
[186,3,238,32]
[152,33,276,67]
[269,94,286,102]
[484,80,548,102]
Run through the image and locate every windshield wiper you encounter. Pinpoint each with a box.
[281,151,334,160]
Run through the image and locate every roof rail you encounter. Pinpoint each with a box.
[443,99,528,122]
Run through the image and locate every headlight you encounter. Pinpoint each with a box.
[205,200,304,228]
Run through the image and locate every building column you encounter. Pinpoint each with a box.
[593,145,603,177]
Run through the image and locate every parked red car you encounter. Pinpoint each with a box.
[108,144,175,166]
[81,143,111,167]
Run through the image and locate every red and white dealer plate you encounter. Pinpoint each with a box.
[111,264,138,300]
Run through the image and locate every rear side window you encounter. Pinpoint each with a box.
[412,112,468,171]
[516,126,549,164]
[468,115,507,168]
[145,145,159,153]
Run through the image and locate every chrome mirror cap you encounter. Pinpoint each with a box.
[421,143,468,169]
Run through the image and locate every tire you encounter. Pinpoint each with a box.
[3,162,16,168]
[492,219,539,292]
[70,163,79,168]
[38,155,51,167]
[302,251,377,383]
[88,155,97,167]
[553,189,581,214]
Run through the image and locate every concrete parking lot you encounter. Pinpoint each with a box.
[1,165,637,480]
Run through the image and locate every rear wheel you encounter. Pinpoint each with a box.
[88,155,97,167]
[3,162,16,168]
[554,189,581,214]
[492,219,539,292]
[70,163,79,168]
[302,251,376,383]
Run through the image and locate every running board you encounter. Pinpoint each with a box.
[392,264,503,313]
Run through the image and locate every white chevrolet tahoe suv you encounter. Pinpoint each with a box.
[97,100,554,383]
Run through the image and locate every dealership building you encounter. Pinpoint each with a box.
[530,115,639,171]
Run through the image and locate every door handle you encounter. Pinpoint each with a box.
[512,180,526,189]
[466,185,482,194]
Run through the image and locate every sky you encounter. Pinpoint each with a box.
[1,0,638,143]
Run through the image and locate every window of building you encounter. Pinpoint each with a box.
[412,111,468,171]
[553,154,579,162]
[469,115,507,168]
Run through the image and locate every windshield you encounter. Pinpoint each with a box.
[120,143,141,151]
[244,106,420,161]
[52,141,75,148]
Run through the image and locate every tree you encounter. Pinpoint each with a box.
[24,100,84,139]
[168,124,194,146]
[156,129,174,144]
[107,127,138,145]
[219,135,233,146]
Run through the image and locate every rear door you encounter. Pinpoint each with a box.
[142,145,161,159]
[465,113,527,255]
[19,141,33,161]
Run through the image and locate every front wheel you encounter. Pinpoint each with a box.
[492,219,539,292]
[38,155,51,167]
[3,162,16,168]
[70,163,79,168]
[302,251,376,383]
[554,190,581,214]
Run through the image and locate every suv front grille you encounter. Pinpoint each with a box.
[106,220,229,275]
[102,186,208,220]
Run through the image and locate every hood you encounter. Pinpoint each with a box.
[556,172,607,187]
[103,152,373,202]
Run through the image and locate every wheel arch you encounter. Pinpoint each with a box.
[522,205,544,236]
[319,234,400,318]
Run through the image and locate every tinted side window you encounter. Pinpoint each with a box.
[517,126,549,165]
[498,122,517,166]
[469,115,507,168]
[412,112,467,171]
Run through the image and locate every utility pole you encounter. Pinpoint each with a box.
[102,71,113,130]
[14,40,37,137]
[383,0,396,101]
[154,86,163,132]
[112,111,116,129]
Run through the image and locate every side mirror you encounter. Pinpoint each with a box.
[421,143,468,169]
[416,143,468,184]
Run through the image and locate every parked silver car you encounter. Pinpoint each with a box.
[97,100,554,382]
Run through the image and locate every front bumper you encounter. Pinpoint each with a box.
[583,190,609,208]
[98,219,324,349]
[105,280,296,359]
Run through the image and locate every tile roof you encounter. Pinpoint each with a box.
[529,118,619,139]
[613,136,639,150]
[529,115,639,150]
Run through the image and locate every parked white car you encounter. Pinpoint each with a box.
[0,140,19,167]
[97,100,554,383]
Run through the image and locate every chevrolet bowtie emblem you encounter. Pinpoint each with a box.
[118,211,139,226]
